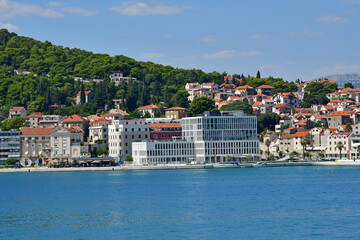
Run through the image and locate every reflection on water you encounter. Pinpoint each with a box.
[1,167,360,239]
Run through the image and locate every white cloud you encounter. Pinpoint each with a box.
[0,22,18,31]
[204,50,261,59]
[62,7,98,16]
[110,2,182,16]
[250,34,267,39]
[48,1,63,7]
[139,53,166,59]
[202,35,216,42]
[316,15,349,24]
[0,0,64,19]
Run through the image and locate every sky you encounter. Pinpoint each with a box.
[0,0,360,82]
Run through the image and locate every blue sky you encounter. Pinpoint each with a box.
[0,0,359,81]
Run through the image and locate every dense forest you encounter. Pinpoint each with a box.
[0,29,298,119]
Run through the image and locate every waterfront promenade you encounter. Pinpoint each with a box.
[2,161,360,173]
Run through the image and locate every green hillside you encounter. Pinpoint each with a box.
[0,29,296,118]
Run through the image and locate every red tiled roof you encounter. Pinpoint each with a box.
[63,114,85,122]
[256,85,275,89]
[92,118,111,125]
[26,114,43,119]
[21,127,56,135]
[10,107,25,111]
[252,101,261,107]
[76,91,91,95]
[292,132,309,138]
[274,103,288,108]
[220,83,236,88]
[235,85,254,90]
[328,111,355,116]
[149,123,182,131]
[64,126,84,132]
[103,113,119,117]
[165,107,189,111]
[138,104,159,110]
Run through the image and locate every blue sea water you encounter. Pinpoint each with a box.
[1,166,360,239]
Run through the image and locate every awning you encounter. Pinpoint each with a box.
[92,160,101,163]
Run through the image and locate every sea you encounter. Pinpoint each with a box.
[1,166,360,239]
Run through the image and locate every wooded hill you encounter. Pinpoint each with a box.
[0,29,297,118]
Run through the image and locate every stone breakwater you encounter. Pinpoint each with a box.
[1,161,360,173]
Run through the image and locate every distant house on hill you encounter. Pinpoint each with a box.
[109,71,137,85]
[256,85,275,95]
[164,107,190,119]
[138,104,160,118]
[75,91,94,105]
[9,107,27,119]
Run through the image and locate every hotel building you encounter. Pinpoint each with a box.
[108,120,149,160]
[132,111,259,165]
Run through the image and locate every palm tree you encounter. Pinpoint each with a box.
[336,141,344,159]
[357,145,360,159]
[265,139,271,160]
[345,123,352,132]
[300,138,309,160]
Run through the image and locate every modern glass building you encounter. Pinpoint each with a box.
[0,130,21,165]
[132,111,259,165]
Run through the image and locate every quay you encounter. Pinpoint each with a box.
[2,161,360,173]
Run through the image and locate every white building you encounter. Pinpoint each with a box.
[109,72,137,85]
[108,120,149,160]
[132,111,259,165]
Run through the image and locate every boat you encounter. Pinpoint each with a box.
[253,162,265,168]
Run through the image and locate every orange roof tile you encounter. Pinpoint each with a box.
[138,104,159,110]
[76,91,92,95]
[10,107,25,111]
[165,107,189,111]
[63,114,85,122]
[256,84,275,89]
[149,123,182,131]
[292,132,309,138]
[21,127,56,135]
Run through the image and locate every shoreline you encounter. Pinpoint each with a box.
[2,161,360,173]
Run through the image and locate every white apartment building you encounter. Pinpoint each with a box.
[109,72,137,85]
[108,120,149,160]
[133,111,259,165]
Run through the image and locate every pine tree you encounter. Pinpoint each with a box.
[256,71,261,78]
[80,83,85,104]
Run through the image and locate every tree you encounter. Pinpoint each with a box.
[336,141,344,159]
[256,71,261,78]
[257,113,280,133]
[6,157,17,166]
[0,117,27,131]
[357,145,360,159]
[220,101,253,115]
[300,138,309,159]
[290,151,299,159]
[344,83,354,89]
[80,83,85,104]
[313,122,322,127]
[345,123,352,132]
[278,151,284,159]
[189,96,215,116]
[125,156,133,162]
[265,139,271,161]
[304,152,311,160]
